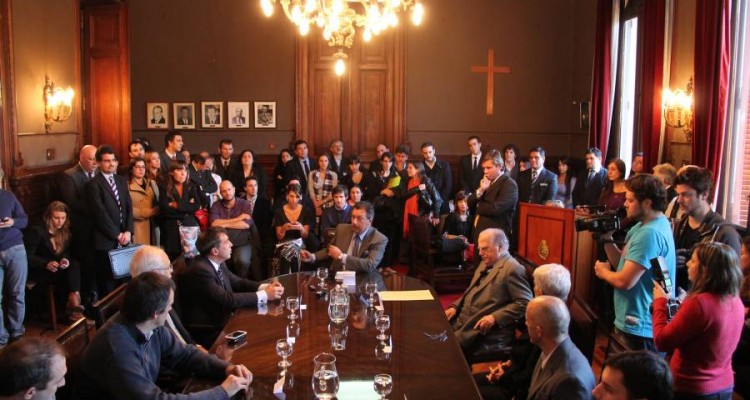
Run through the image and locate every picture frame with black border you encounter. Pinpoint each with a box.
[146,102,169,129]
[173,102,196,129]
[201,101,223,128]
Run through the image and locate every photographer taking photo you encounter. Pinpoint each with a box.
[594,174,676,351]
[653,242,744,399]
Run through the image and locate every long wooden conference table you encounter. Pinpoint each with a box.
[186,272,482,399]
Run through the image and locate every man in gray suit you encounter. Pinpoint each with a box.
[301,201,387,273]
[445,228,532,362]
[526,296,595,400]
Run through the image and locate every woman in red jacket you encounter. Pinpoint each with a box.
[653,242,744,399]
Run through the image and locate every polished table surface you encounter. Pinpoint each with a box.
[186,272,481,399]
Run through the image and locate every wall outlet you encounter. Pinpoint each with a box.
[46,148,55,160]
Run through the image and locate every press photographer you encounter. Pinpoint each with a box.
[593,175,676,351]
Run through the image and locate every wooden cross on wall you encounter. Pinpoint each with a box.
[471,49,511,115]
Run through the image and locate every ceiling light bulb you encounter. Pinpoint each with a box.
[261,0,274,17]
[363,29,372,42]
[299,22,310,35]
[412,3,424,25]
[334,58,346,76]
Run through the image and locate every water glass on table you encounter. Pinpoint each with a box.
[276,338,293,368]
[373,374,393,400]
[286,296,300,320]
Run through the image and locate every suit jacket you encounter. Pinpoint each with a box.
[178,256,262,331]
[517,168,558,205]
[329,154,350,180]
[469,174,518,241]
[572,168,607,207]
[158,151,187,177]
[85,173,134,251]
[313,224,388,273]
[188,164,218,208]
[59,164,95,232]
[285,157,312,188]
[215,155,238,181]
[460,154,484,194]
[231,116,246,125]
[450,253,533,353]
[424,159,452,214]
[527,337,595,400]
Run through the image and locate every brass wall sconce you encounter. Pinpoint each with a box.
[662,77,693,142]
[43,76,74,133]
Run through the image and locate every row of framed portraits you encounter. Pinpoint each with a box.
[146,101,276,129]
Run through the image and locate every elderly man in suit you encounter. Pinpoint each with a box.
[517,147,558,205]
[525,296,595,400]
[178,227,284,346]
[460,136,484,195]
[300,201,387,273]
[86,145,133,297]
[469,149,518,260]
[572,147,607,207]
[445,228,532,362]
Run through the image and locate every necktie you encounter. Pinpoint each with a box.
[587,169,595,182]
[87,172,93,180]
[350,235,362,256]
[224,159,229,168]
[216,265,227,289]
[532,169,538,183]
[108,176,123,223]
[472,157,478,170]
[303,159,310,177]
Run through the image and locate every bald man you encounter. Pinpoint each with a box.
[59,145,99,305]
[526,296,595,400]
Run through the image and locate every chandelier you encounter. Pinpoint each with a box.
[260,0,424,75]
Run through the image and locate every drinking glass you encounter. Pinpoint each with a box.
[286,320,300,344]
[316,267,328,290]
[373,374,393,400]
[276,338,293,368]
[375,314,391,341]
[364,282,377,306]
[312,353,339,399]
[328,321,349,351]
[286,296,300,320]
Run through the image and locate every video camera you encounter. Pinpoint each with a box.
[574,205,625,234]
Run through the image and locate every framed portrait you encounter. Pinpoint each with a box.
[146,102,169,129]
[173,102,196,129]
[201,101,223,128]
[227,101,250,129]
[254,101,276,128]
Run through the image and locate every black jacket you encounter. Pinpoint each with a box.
[399,175,442,217]
[424,159,452,214]
[517,168,558,205]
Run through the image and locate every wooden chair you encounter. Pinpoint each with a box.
[91,283,127,329]
[408,214,474,288]
[55,317,90,400]
[25,281,59,331]
[568,294,599,365]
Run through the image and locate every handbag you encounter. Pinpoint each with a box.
[108,244,144,279]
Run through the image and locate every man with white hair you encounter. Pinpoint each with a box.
[525,296,595,400]
[532,263,571,300]
[445,228,532,362]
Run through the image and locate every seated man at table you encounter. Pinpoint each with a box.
[76,272,253,399]
[300,201,388,273]
[445,228,533,363]
[178,227,284,346]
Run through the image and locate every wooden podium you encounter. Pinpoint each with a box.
[516,203,597,304]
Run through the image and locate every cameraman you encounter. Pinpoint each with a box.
[672,166,740,291]
[594,175,676,351]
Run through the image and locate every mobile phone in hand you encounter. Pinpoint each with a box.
[650,256,673,294]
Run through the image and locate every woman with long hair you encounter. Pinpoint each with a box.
[308,153,338,217]
[232,149,268,199]
[273,148,293,203]
[158,161,200,260]
[348,185,363,208]
[441,191,473,265]
[370,152,402,267]
[272,184,319,274]
[653,242,745,399]
[599,158,627,212]
[24,201,83,322]
[128,158,158,245]
[400,160,442,237]
[554,157,576,209]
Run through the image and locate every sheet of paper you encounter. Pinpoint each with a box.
[378,290,434,301]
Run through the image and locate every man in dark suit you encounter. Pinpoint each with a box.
[85,145,133,297]
[368,143,390,175]
[285,140,312,188]
[328,139,349,180]
[178,227,284,346]
[215,139,237,180]
[469,150,519,252]
[445,228,533,362]
[526,296,595,400]
[421,141,452,215]
[117,140,145,176]
[517,147,558,205]
[460,135,484,195]
[243,176,273,279]
[177,106,193,126]
[188,154,218,209]
[231,107,246,125]
[150,105,166,124]
[159,131,186,174]
[59,144,98,302]
[572,147,607,207]
[204,105,220,125]
[301,201,387,273]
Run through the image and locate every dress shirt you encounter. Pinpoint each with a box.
[309,227,369,267]
[165,150,179,160]
[472,153,482,170]
[207,257,269,303]
[539,341,562,370]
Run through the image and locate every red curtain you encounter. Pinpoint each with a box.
[589,0,614,160]
[692,0,731,182]
[638,0,665,171]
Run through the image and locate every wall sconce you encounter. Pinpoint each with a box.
[662,77,693,142]
[43,76,74,133]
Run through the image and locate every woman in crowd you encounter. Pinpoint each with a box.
[24,201,83,322]
[128,158,158,245]
[734,237,750,398]
[342,156,369,196]
[503,143,520,181]
[308,153,338,217]
[369,152,402,267]
[400,160,442,238]
[145,149,163,184]
[599,158,627,212]
[554,157,576,209]
[273,148,293,203]
[441,191,473,265]
[653,242,744,399]
[159,161,200,260]
[348,185,363,208]
[232,149,268,199]
[273,184,319,274]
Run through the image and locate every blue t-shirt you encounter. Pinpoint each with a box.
[614,215,676,338]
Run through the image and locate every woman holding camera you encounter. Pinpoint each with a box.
[653,242,744,399]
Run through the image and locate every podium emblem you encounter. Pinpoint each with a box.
[537,240,550,260]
